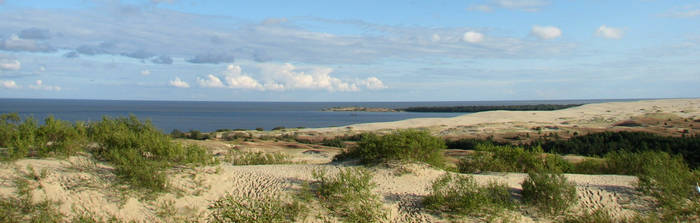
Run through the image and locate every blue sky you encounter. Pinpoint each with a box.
[0,0,699,101]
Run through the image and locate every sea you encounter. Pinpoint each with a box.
[0,98,637,132]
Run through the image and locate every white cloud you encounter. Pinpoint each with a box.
[140,70,151,75]
[198,63,387,92]
[39,66,46,72]
[0,34,54,52]
[359,77,387,90]
[463,31,485,43]
[29,80,61,91]
[431,34,441,42]
[197,74,225,88]
[0,59,21,71]
[596,25,624,39]
[169,77,190,88]
[468,5,492,12]
[531,26,562,40]
[1,80,19,89]
[661,4,700,18]
[469,0,549,12]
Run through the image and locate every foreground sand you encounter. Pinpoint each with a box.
[1,99,698,222]
[0,157,640,222]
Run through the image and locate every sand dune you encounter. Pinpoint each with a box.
[1,99,698,222]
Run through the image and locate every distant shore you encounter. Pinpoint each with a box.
[322,103,582,113]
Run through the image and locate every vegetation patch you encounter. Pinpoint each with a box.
[458,144,568,173]
[0,177,65,223]
[209,194,306,223]
[423,174,514,218]
[521,170,578,215]
[1,113,214,193]
[334,129,446,167]
[303,167,387,222]
[228,151,293,165]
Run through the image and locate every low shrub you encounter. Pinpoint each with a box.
[423,174,514,217]
[560,208,628,223]
[229,151,292,165]
[209,194,305,223]
[635,151,697,214]
[87,115,212,192]
[335,129,446,167]
[521,170,577,215]
[0,114,87,160]
[306,167,387,222]
[321,137,345,148]
[458,144,566,173]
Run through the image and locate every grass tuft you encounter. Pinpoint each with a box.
[423,174,514,218]
[334,129,446,167]
[521,170,577,215]
[209,194,306,223]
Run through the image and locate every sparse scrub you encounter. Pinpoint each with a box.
[335,129,446,167]
[0,114,87,160]
[209,194,306,223]
[634,151,699,220]
[423,174,514,217]
[521,170,577,215]
[87,115,213,192]
[229,151,292,165]
[0,177,65,223]
[458,144,566,173]
[304,167,387,222]
[321,137,345,148]
[560,208,628,223]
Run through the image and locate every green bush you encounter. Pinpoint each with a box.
[209,194,305,223]
[306,168,387,222]
[423,174,514,217]
[635,151,697,211]
[321,137,345,148]
[335,129,446,167]
[87,115,212,192]
[0,114,86,160]
[521,170,577,215]
[458,144,567,173]
[229,151,292,165]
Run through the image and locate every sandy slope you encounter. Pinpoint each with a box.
[306,98,700,137]
[1,99,697,222]
[0,158,640,222]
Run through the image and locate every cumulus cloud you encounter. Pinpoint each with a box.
[187,53,235,64]
[596,25,624,39]
[29,80,61,91]
[0,59,21,71]
[169,77,190,88]
[140,70,151,76]
[18,28,51,40]
[196,74,226,88]
[469,0,549,12]
[1,80,19,89]
[531,25,562,40]
[463,31,485,43]
[359,77,387,90]
[0,34,55,52]
[151,55,173,64]
[198,63,387,92]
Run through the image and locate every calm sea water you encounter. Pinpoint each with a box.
[0,98,634,132]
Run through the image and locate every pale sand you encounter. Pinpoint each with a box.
[0,159,639,222]
[307,98,700,135]
[1,99,697,222]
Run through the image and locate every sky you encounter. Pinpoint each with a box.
[0,0,699,101]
